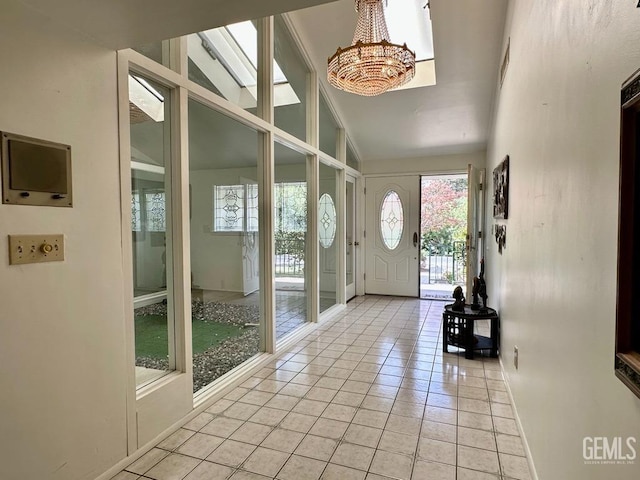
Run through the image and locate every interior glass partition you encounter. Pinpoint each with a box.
[319,162,338,312]
[274,142,309,338]
[274,15,309,142]
[319,91,339,158]
[188,98,263,393]
[123,11,361,402]
[129,73,175,387]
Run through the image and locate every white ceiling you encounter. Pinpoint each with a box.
[288,0,508,162]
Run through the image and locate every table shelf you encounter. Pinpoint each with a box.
[442,304,499,360]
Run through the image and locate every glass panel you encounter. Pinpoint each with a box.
[346,180,354,286]
[274,15,309,142]
[319,162,338,312]
[319,91,339,158]
[188,21,260,114]
[188,98,262,394]
[133,41,170,67]
[275,142,308,338]
[319,193,336,248]
[129,74,174,387]
[380,190,404,250]
[346,142,359,171]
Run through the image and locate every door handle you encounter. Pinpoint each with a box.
[354,241,360,246]
[348,242,353,246]
[413,232,418,248]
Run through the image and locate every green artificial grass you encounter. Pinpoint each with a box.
[135,314,244,358]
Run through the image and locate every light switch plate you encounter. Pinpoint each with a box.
[8,234,64,265]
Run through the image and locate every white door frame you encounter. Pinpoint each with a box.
[346,174,357,300]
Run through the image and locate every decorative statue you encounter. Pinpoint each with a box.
[470,277,481,310]
[478,258,488,311]
[452,285,465,312]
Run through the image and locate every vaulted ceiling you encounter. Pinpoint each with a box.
[18,0,508,165]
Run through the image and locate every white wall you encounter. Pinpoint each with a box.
[485,1,640,479]
[361,150,486,176]
[0,3,126,480]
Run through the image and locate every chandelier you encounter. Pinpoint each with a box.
[328,0,416,96]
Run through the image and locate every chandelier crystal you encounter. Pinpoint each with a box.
[328,0,416,96]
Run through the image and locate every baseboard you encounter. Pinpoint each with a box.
[499,357,540,480]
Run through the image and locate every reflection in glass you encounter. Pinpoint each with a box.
[188,98,263,394]
[275,143,308,338]
[129,74,174,387]
[319,162,338,312]
[346,142,360,171]
[133,41,170,67]
[380,190,404,250]
[319,91,339,158]
[274,15,309,142]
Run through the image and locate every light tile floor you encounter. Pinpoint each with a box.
[114,296,532,480]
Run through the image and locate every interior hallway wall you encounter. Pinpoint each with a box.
[0,2,127,479]
[485,1,640,479]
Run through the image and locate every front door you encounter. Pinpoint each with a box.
[365,175,420,296]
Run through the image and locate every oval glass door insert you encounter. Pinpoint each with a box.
[380,190,404,250]
[319,193,337,248]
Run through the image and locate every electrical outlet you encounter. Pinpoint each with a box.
[8,234,64,265]
[514,345,519,370]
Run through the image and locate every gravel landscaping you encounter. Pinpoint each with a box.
[135,300,260,392]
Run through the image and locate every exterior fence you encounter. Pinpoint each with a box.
[422,240,466,284]
[275,232,305,277]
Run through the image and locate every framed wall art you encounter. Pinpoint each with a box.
[494,224,506,254]
[493,155,509,219]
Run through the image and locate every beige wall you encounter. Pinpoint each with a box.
[0,3,126,480]
[485,1,640,479]
[361,150,486,176]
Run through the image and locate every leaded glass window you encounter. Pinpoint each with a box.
[214,185,245,231]
[145,192,166,232]
[246,183,259,232]
[319,193,336,248]
[131,193,141,232]
[380,190,404,250]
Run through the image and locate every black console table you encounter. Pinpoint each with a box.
[442,304,499,360]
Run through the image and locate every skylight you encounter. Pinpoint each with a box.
[190,21,300,108]
[129,75,164,122]
[226,22,288,84]
[385,0,434,62]
[384,0,436,90]
[199,21,287,87]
